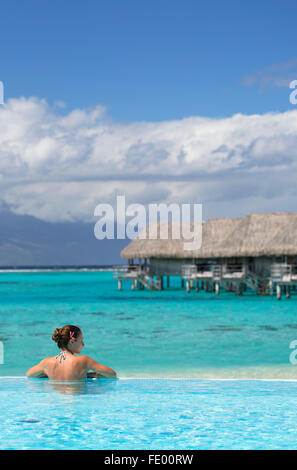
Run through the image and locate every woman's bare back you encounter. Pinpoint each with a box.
[42,352,88,381]
[27,352,117,380]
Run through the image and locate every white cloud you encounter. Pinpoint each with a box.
[0,96,297,222]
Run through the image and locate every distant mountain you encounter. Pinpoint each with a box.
[0,210,129,266]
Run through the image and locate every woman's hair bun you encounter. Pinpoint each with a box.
[52,328,61,343]
[52,325,81,349]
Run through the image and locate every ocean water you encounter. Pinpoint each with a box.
[0,270,297,379]
[2,377,297,450]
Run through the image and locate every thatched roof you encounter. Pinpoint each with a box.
[120,212,297,259]
[213,212,294,257]
[120,217,241,259]
[264,213,297,256]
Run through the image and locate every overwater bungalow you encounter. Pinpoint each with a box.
[113,212,297,299]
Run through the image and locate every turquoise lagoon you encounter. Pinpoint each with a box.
[0,270,297,379]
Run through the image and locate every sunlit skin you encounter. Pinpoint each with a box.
[26,332,117,381]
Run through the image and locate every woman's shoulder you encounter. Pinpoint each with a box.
[41,356,56,364]
[38,356,55,369]
[77,355,90,363]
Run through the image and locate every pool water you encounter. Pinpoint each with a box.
[1,377,297,450]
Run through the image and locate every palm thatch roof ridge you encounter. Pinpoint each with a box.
[120,211,297,259]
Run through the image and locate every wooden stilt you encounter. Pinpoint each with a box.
[286,286,290,299]
[215,282,220,295]
[236,283,242,295]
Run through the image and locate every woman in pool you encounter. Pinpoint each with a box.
[26,324,117,380]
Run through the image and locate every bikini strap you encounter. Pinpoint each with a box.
[55,351,66,363]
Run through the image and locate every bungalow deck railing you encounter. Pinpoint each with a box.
[113,265,162,290]
[212,265,222,280]
[271,263,297,282]
[113,264,149,279]
[181,264,215,278]
[223,264,245,274]
[181,264,199,278]
[182,263,245,279]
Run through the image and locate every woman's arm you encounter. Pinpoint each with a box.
[84,356,117,378]
[87,372,106,379]
[26,359,48,378]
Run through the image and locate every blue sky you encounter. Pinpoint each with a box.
[1,0,297,121]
